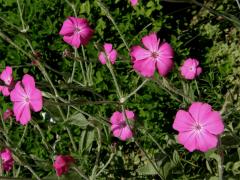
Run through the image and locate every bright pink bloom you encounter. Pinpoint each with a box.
[110,110,135,141]
[98,43,118,65]
[180,58,202,80]
[10,74,43,125]
[173,102,224,152]
[0,66,14,96]
[130,33,174,77]
[3,109,13,120]
[130,0,138,6]
[59,17,93,48]
[53,155,74,176]
[0,148,14,171]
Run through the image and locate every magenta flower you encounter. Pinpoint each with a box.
[59,17,93,48]
[130,33,174,77]
[10,74,43,125]
[173,102,224,152]
[0,66,14,96]
[98,43,118,65]
[180,58,202,80]
[53,155,74,176]
[130,0,138,6]
[0,148,14,172]
[3,109,13,121]
[110,110,135,141]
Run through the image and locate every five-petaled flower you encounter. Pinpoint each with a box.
[0,148,14,172]
[59,17,93,48]
[10,74,43,125]
[0,66,14,96]
[110,110,135,141]
[98,43,118,65]
[180,58,202,80]
[53,155,74,176]
[173,102,224,152]
[130,33,174,77]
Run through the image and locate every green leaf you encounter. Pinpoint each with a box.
[69,113,89,128]
[137,162,158,175]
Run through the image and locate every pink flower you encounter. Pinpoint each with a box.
[59,17,93,48]
[0,148,14,171]
[180,58,202,80]
[53,155,74,176]
[3,109,13,121]
[0,66,14,96]
[173,102,224,152]
[10,74,43,125]
[130,0,138,6]
[110,110,135,141]
[130,33,174,77]
[98,43,118,65]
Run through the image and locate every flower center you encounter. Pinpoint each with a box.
[194,123,202,131]
[151,52,159,59]
[25,96,30,103]
[74,26,81,34]
[120,122,127,128]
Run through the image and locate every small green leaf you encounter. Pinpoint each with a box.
[69,113,89,128]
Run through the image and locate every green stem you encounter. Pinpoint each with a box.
[121,79,149,103]
[17,125,28,149]
[16,0,28,32]
[69,48,77,83]
[134,139,164,179]
[107,62,122,99]
[72,166,89,180]
[194,79,201,97]
[96,0,130,51]
[96,153,114,177]
[217,138,224,180]
[91,127,102,179]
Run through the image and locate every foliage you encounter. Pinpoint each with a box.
[0,0,240,179]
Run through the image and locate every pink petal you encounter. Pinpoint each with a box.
[180,66,195,80]
[79,27,93,46]
[108,49,117,64]
[189,102,211,123]
[13,101,26,122]
[63,33,81,48]
[156,57,173,76]
[30,89,43,112]
[177,131,196,152]
[10,82,25,102]
[110,111,123,125]
[130,46,151,61]
[0,66,12,84]
[1,87,10,96]
[125,110,135,120]
[173,110,195,132]
[104,43,113,53]
[203,111,224,135]
[59,18,74,36]
[133,58,156,77]
[22,74,35,96]
[119,126,133,141]
[74,17,88,27]
[196,67,202,76]
[98,52,106,64]
[130,0,138,6]
[142,33,159,52]
[196,130,218,152]
[158,43,174,59]
[19,105,31,125]
[111,125,122,137]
